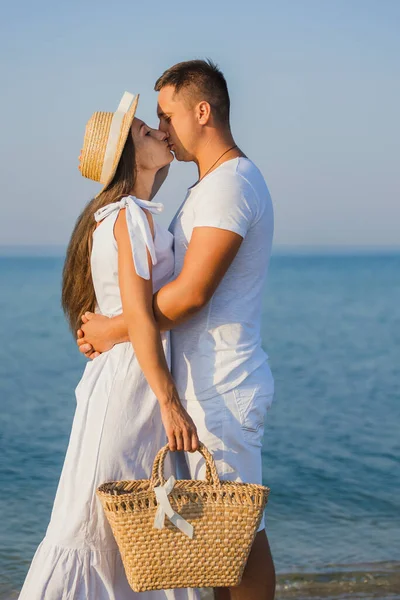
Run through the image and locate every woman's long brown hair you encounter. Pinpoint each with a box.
[62,134,136,333]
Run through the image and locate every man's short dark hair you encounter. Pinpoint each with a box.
[154,59,230,126]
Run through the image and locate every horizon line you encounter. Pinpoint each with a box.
[0,244,399,258]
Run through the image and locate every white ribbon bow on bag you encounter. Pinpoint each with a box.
[153,475,194,539]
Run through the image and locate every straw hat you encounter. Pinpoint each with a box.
[80,91,139,194]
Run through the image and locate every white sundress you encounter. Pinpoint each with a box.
[18,196,201,600]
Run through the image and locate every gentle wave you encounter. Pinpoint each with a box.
[276,561,400,598]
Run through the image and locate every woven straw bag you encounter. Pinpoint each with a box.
[96,442,270,592]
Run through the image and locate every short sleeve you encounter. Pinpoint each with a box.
[94,196,160,281]
[192,174,257,239]
[123,199,157,280]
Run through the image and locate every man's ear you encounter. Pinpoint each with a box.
[197,101,212,125]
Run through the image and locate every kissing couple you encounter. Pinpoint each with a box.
[19,59,276,600]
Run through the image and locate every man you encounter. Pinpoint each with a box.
[77,60,275,600]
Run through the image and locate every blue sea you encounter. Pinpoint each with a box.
[0,253,399,599]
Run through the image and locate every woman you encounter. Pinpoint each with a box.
[18,92,200,599]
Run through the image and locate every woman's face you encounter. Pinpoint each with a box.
[131,117,173,171]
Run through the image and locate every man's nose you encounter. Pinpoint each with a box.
[155,128,169,141]
[158,121,169,135]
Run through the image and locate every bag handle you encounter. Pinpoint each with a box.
[150,442,221,488]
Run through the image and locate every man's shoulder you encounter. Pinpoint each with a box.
[196,158,257,196]
[182,158,272,230]
[209,157,267,193]
[236,158,269,193]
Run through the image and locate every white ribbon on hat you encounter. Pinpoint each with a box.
[100,91,136,184]
[153,475,194,539]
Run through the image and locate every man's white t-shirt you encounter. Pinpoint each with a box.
[169,157,274,401]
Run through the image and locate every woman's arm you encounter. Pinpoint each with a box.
[115,207,199,453]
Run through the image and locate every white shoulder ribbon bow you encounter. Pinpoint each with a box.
[94,195,164,280]
[153,475,194,539]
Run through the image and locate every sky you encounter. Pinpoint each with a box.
[0,0,399,250]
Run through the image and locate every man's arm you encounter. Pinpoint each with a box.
[153,226,243,330]
[77,227,243,356]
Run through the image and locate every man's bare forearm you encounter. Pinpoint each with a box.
[153,278,203,331]
[108,279,202,344]
[107,313,130,344]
